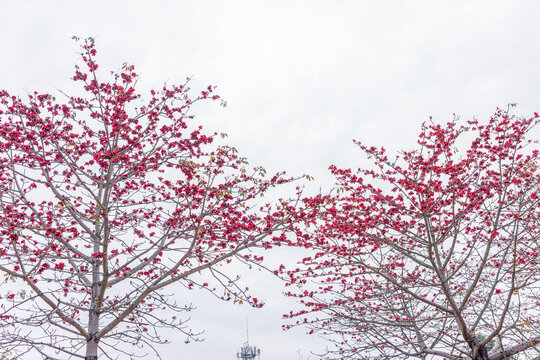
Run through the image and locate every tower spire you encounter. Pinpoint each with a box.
[246,317,249,343]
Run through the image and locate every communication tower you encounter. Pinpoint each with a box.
[236,319,260,360]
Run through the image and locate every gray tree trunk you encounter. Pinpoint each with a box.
[86,255,101,359]
[85,337,99,360]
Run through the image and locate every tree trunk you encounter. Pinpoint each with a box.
[470,337,490,360]
[473,351,489,360]
[85,305,100,359]
[86,261,101,359]
[85,337,99,360]
[86,229,102,360]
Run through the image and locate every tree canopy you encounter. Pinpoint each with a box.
[0,38,301,360]
[285,110,540,360]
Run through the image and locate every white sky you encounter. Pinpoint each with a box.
[1,1,539,359]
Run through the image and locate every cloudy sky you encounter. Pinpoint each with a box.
[1,1,539,359]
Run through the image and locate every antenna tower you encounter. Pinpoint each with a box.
[236,319,261,360]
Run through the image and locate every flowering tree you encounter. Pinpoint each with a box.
[284,110,540,360]
[0,38,300,360]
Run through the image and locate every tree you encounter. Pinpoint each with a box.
[0,38,299,359]
[284,110,540,360]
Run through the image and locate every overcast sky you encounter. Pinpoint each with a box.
[1,1,540,359]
